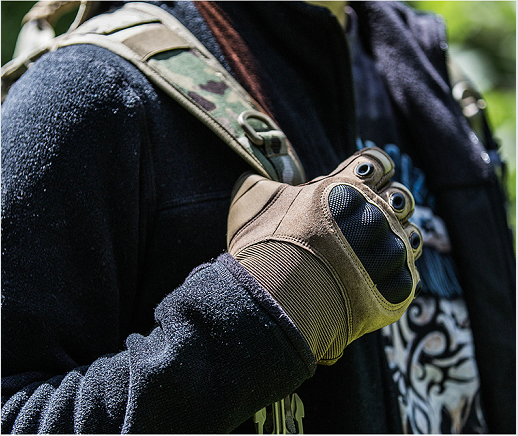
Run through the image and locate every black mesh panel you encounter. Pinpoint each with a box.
[328,184,412,304]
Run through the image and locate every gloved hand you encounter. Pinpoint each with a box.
[227,147,422,365]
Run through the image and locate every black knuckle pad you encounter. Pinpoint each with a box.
[390,192,406,211]
[354,161,375,178]
[405,222,423,260]
[328,184,413,304]
[352,147,395,188]
[410,232,421,250]
[382,182,415,221]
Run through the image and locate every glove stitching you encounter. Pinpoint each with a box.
[271,189,303,236]
[229,184,287,251]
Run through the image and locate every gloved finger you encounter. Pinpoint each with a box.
[227,172,284,248]
[403,221,423,261]
[380,181,416,223]
[329,147,395,192]
[230,172,270,202]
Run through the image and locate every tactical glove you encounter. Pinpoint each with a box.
[227,147,422,365]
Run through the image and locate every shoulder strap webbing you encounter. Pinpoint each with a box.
[3,2,305,184]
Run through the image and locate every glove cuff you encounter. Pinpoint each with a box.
[235,240,348,365]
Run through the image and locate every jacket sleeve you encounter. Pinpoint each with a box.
[1,44,315,434]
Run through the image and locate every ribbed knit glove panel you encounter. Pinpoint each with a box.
[227,147,422,365]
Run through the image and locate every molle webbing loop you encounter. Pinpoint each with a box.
[55,2,306,185]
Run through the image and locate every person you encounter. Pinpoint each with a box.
[1,1,514,434]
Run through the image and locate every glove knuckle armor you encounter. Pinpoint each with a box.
[227,146,422,364]
[328,183,413,304]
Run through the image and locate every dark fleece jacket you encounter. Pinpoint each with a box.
[1,1,514,433]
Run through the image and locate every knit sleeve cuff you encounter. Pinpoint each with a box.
[154,253,316,426]
[218,252,317,372]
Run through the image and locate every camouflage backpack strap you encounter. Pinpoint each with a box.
[55,2,305,184]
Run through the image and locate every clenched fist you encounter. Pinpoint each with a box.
[227,147,422,365]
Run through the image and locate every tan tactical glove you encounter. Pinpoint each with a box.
[227,147,422,365]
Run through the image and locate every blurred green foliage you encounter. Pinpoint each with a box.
[1,1,76,65]
[1,2,34,66]
[409,1,516,238]
[2,1,516,235]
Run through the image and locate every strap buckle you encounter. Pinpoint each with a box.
[253,393,305,434]
[238,110,288,156]
[238,110,282,146]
